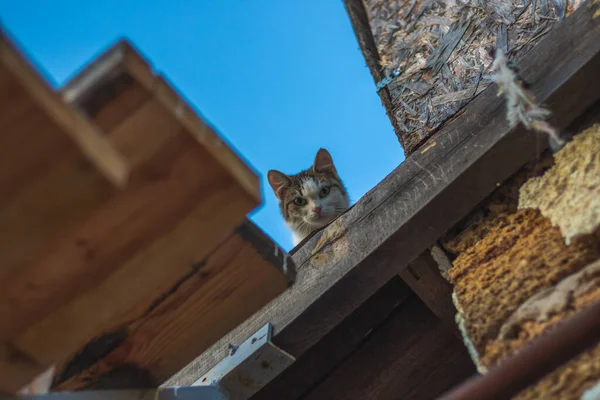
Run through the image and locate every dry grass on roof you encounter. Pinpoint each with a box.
[362,0,586,150]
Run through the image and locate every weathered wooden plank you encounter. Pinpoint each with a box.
[0,140,247,340]
[0,38,283,393]
[252,277,411,400]
[398,251,459,337]
[0,29,128,278]
[169,2,600,386]
[51,221,293,391]
[302,296,475,400]
[166,231,413,387]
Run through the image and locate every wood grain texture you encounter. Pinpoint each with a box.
[0,109,246,344]
[165,228,412,387]
[303,295,475,400]
[0,30,127,280]
[51,221,293,391]
[169,3,600,386]
[0,36,290,393]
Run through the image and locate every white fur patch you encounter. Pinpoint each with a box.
[301,178,319,197]
[286,221,303,246]
[291,231,302,246]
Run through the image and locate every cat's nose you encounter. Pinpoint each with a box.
[312,206,322,214]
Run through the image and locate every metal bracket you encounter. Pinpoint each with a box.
[2,324,294,400]
[194,323,295,399]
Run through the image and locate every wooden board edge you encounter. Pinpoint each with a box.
[236,219,297,284]
[342,0,408,154]
[60,41,130,106]
[0,28,129,188]
[48,220,294,391]
[398,252,460,338]
[61,38,261,203]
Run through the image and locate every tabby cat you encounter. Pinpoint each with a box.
[268,148,350,246]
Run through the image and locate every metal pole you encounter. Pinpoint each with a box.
[438,299,600,400]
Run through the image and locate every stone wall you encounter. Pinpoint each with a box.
[439,125,600,398]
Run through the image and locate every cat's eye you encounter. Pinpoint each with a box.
[319,186,330,198]
[294,197,307,206]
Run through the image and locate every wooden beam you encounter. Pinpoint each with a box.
[169,2,600,386]
[301,295,475,400]
[252,277,411,400]
[166,232,414,387]
[0,29,128,278]
[0,37,294,393]
[52,221,294,391]
[398,251,459,337]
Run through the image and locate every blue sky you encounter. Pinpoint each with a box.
[1,1,404,250]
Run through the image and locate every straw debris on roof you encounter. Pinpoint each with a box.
[362,0,585,153]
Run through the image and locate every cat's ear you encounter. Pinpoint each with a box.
[267,170,291,199]
[313,148,337,174]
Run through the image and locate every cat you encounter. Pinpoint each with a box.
[268,148,350,246]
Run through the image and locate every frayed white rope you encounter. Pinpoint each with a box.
[491,49,565,150]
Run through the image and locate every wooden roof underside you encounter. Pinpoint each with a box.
[0,29,295,393]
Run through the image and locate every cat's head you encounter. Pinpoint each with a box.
[267,148,349,236]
